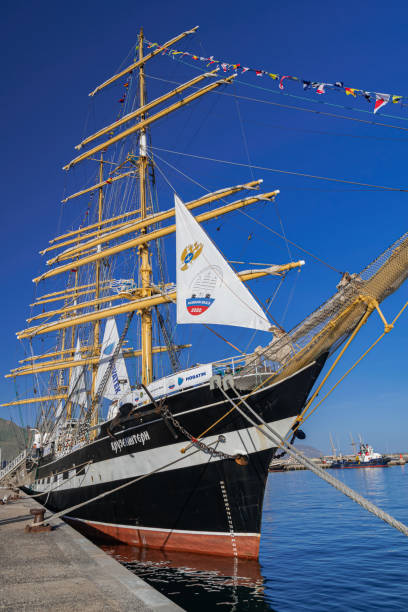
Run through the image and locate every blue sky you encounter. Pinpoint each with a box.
[1,0,408,454]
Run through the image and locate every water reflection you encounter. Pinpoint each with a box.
[358,465,387,497]
[102,545,275,611]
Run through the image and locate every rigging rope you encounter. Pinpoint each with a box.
[146,73,408,132]
[244,275,285,354]
[234,98,255,182]
[281,268,301,326]
[218,386,408,538]
[151,149,341,274]
[26,442,217,528]
[150,145,408,193]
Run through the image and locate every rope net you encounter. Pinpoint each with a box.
[240,231,408,381]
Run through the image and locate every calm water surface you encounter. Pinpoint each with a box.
[102,466,408,611]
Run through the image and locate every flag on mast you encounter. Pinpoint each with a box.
[374,93,390,114]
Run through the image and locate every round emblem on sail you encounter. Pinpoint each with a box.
[103,342,115,355]
[186,265,222,316]
[180,242,203,271]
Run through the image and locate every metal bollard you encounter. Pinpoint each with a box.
[25,508,52,533]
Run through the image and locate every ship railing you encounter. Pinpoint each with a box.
[212,354,279,377]
[0,449,27,483]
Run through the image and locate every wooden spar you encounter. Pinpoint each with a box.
[48,238,118,265]
[27,260,305,322]
[123,345,190,358]
[239,261,305,280]
[28,287,166,322]
[64,74,236,171]
[34,190,277,283]
[28,292,137,322]
[0,394,68,407]
[46,180,263,264]
[28,261,303,324]
[19,341,131,364]
[20,264,288,339]
[32,281,113,305]
[32,287,101,307]
[34,282,104,300]
[49,210,142,245]
[62,247,98,259]
[19,346,92,363]
[61,170,136,203]
[138,28,153,386]
[45,181,262,258]
[89,26,199,97]
[6,345,192,378]
[41,219,139,256]
[78,71,218,150]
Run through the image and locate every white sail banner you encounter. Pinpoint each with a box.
[175,194,271,331]
[95,318,131,400]
[68,338,88,408]
[55,400,63,419]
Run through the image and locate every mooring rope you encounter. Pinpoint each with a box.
[219,387,408,538]
[26,443,213,528]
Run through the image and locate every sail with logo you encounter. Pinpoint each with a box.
[175,194,272,331]
[94,318,131,404]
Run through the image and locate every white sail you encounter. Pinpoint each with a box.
[68,338,88,409]
[175,194,271,331]
[95,318,131,400]
[55,400,63,419]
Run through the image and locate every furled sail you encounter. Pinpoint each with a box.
[94,318,131,400]
[68,338,88,409]
[55,400,63,419]
[175,194,271,331]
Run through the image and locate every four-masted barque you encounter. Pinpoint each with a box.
[3,26,408,559]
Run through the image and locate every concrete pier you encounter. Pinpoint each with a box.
[0,488,183,611]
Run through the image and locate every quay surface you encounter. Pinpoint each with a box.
[0,487,183,611]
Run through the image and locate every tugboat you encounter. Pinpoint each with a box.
[331,442,391,468]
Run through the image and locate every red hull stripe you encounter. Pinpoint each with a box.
[67,517,260,559]
[341,465,388,469]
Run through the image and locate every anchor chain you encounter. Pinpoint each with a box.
[160,405,242,462]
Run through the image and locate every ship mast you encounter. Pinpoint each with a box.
[66,267,79,420]
[5,27,300,414]
[90,156,104,427]
[138,28,153,385]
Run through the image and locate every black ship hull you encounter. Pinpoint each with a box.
[24,358,326,558]
[330,458,390,468]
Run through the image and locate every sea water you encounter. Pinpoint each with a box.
[103,465,408,611]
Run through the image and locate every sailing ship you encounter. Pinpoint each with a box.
[2,26,408,560]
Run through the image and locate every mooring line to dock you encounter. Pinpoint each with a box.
[0,514,35,527]
[27,443,208,528]
[220,387,408,538]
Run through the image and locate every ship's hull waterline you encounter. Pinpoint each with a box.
[25,358,326,559]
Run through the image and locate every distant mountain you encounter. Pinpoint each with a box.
[0,418,28,464]
[293,443,323,458]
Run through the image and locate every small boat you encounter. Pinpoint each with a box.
[330,442,390,468]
